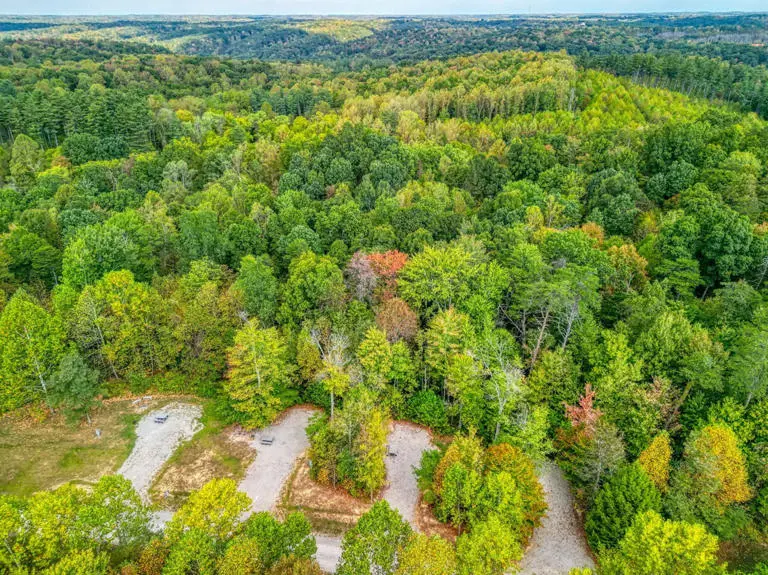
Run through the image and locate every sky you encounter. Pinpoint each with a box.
[2,0,767,16]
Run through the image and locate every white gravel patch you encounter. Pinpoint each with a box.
[518,461,595,575]
[118,402,202,502]
[143,410,435,574]
[240,407,316,512]
[315,534,343,573]
[383,423,433,525]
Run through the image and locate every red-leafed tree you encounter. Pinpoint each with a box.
[368,250,408,300]
[565,383,602,437]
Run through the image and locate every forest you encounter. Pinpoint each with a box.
[1,18,768,575]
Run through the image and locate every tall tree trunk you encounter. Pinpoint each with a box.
[530,306,551,369]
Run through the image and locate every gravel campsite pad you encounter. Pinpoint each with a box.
[118,402,202,501]
[240,407,317,512]
[382,423,433,524]
[315,534,343,573]
[518,461,595,575]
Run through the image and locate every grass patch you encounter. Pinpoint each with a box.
[278,456,372,536]
[149,401,256,510]
[0,399,149,497]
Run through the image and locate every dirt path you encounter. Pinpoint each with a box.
[240,407,317,512]
[518,461,595,575]
[118,402,202,502]
[382,423,433,525]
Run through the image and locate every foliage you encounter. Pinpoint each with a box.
[224,320,291,428]
[395,533,457,575]
[337,501,412,575]
[1,20,768,568]
[47,351,101,423]
[600,511,726,575]
[455,514,522,575]
[637,432,672,493]
[585,463,662,551]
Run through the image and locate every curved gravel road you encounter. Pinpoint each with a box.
[518,461,595,575]
[241,407,316,512]
[118,402,202,502]
[382,423,433,525]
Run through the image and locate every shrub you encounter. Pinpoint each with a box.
[406,390,450,433]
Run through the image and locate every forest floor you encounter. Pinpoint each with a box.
[279,455,373,534]
[0,397,158,496]
[118,402,202,501]
[518,461,595,575]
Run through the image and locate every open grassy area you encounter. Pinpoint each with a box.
[149,401,256,510]
[0,398,151,497]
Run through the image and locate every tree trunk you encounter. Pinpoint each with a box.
[530,306,551,369]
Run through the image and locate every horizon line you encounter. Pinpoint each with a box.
[2,10,768,16]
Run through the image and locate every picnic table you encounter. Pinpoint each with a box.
[260,435,275,446]
[154,413,169,424]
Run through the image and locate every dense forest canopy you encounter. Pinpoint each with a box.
[1,15,768,575]
[2,14,768,118]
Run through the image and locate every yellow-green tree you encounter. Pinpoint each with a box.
[166,479,250,544]
[688,424,751,506]
[357,327,393,388]
[395,533,456,575]
[600,511,725,575]
[224,319,291,428]
[637,432,672,493]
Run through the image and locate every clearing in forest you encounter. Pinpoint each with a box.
[0,398,151,496]
[118,402,202,501]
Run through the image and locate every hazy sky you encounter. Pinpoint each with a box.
[3,0,767,15]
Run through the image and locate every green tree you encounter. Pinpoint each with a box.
[45,548,109,575]
[224,319,291,428]
[47,352,101,424]
[242,512,316,570]
[585,463,662,551]
[395,534,456,575]
[600,511,725,575]
[0,288,65,412]
[166,479,250,544]
[217,536,262,575]
[456,514,522,575]
[9,134,42,189]
[357,327,393,388]
[337,501,412,575]
[233,254,278,325]
[278,251,345,326]
[75,270,175,378]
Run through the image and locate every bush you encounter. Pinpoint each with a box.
[406,390,449,433]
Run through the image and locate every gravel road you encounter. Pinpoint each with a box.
[240,407,316,512]
[315,534,343,572]
[382,423,433,525]
[139,410,435,574]
[118,402,202,501]
[518,461,595,575]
